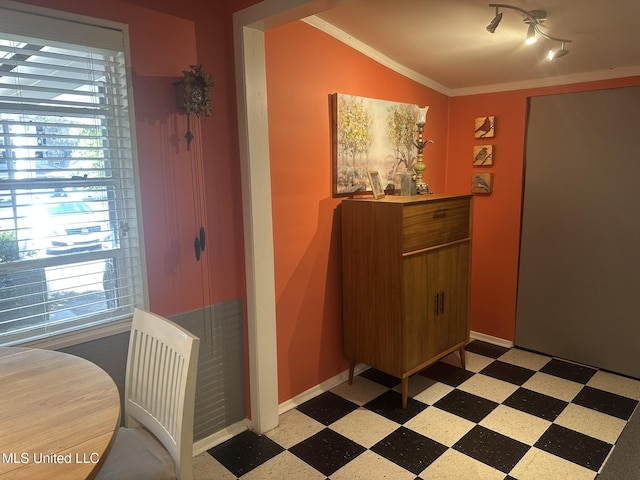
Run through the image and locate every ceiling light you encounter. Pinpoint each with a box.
[486,7,503,33]
[548,41,570,60]
[487,4,572,59]
[525,23,537,44]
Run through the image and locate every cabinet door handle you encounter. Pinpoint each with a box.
[440,292,445,314]
[434,293,439,316]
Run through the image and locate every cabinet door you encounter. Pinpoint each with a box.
[403,250,439,371]
[435,242,470,353]
[402,242,469,371]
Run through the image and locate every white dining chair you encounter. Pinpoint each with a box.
[97,308,200,480]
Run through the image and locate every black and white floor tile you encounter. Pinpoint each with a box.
[194,341,640,479]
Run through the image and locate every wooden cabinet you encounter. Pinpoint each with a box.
[341,194,473,408]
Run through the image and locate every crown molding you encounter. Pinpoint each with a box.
[302,15,452,96]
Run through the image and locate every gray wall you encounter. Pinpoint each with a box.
[515,86,640,378]
[60,298,246,441]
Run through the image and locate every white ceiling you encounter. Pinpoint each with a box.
[311,0,640,95]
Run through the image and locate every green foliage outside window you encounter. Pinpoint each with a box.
[0,231,19,263]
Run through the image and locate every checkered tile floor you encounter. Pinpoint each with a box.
[195,340,640,479]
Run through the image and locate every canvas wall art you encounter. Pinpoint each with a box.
[331,93,422,197]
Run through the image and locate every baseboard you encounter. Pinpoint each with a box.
[470,330,513,349]
[277,363,370,416]
[192,364,370,453]
[276,336,512,417]
[192,418,250,456]
[193,336,512,454]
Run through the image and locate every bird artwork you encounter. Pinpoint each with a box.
[474,116,495,138]
[473,145,494,166]
[471,173,493,194]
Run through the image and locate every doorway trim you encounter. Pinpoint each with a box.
[232,0,351,434]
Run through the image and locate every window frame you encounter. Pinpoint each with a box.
[0,0,148,348]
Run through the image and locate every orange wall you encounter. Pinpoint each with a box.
[265,21,448,403]
[448,77,640,341]
[266,20,640,403]
[448,90,528,341]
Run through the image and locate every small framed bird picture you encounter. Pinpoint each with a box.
[471,173,493,194]
[473,145,494,166]
[474,116,495,138]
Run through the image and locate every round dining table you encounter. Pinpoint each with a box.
[0,346,121,479]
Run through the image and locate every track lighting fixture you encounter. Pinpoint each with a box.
[486,3,573,60]
[486,6,503,33]
[525,22,537,45]
[548,41,569,60]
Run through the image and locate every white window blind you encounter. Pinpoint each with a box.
[0,4,144,345]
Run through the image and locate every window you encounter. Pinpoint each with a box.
[0,3,144,345]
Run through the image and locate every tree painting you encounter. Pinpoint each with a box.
[334,95,373,194]
[333,94,420,196]
[386,103,418,178]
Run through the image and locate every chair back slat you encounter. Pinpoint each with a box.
[124,308,199,479]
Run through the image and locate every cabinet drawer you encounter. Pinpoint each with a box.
[403,198,470,252]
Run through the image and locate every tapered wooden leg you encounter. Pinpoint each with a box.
[401,377,409,409]
[348,360,355,385]
[459,346,467,370]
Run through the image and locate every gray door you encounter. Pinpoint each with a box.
[515,86,640,379]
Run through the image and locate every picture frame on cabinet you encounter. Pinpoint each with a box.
[368,170,385,199]
[471,173,493,194]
